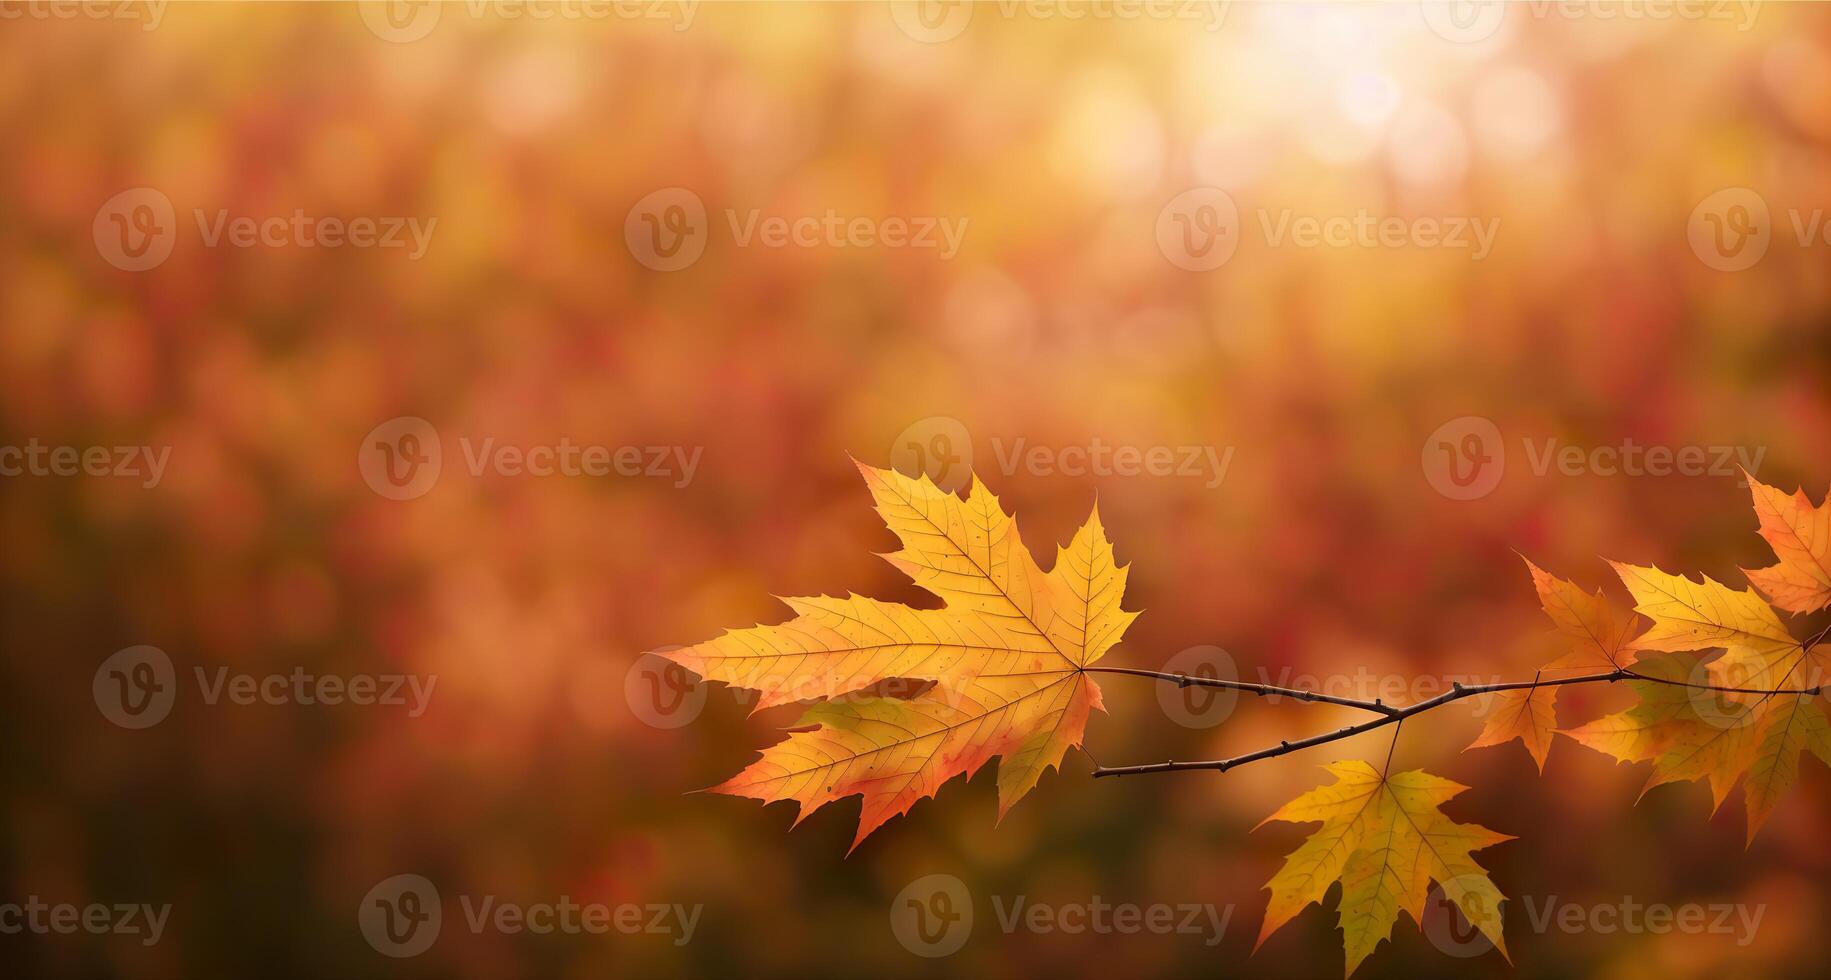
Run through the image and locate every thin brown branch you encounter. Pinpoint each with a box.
[1082,666,1400,716]
[1091,663,1827,779]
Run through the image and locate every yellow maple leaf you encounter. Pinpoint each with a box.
[667,462,1137,849]
[1560,652,1831,843]
[1744,475,1831,614]
[1256,761,1512,977]
[1608,560,1805,693]
[1469,561,1646,771]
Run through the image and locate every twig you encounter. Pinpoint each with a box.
[1083,666,1399,716]
[1091,663,1827,779]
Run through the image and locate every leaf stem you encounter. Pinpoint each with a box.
[1379,715,1405,778]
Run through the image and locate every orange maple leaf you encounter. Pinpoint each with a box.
[1465,560,1643,771]
[1744,475,1831,614]
[666,462,1137,850]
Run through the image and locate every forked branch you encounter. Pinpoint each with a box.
[1090,656,1828,779]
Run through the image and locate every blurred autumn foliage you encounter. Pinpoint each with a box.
[4,2,1831,978]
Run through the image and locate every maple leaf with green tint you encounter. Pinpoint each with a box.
[1255,761,1511,977]
[666,462,1137,850]
[1560,652,1831,843]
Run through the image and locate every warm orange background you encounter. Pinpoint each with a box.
[4,2,1831,978]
